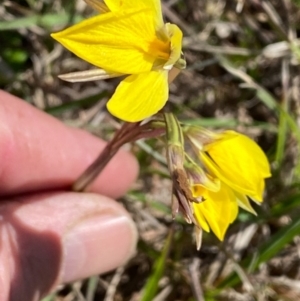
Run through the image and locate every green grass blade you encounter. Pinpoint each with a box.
[275,108,288,165]
[181,118,277,132]
[45,92,107,115]
[40,293,56,301]
[219,217,300,289]
[140,230,173,301]
[251,218,300,267]
[0,13,83,31]
[218,55,300,145]
[271,193,300,218]
[86,276,99,301]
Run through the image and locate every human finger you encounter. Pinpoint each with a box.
[0,90,138,198]
[0,191,137,301]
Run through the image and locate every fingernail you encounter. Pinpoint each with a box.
[61,213,137,283]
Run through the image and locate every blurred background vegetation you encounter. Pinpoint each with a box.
[1,0,300,300]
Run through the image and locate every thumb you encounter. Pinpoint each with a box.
[0,192,137,301]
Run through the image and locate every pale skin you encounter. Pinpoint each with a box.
[0,90,139,301]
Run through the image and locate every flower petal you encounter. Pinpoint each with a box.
[107,70,168,122]
[201,131,271,201]
[235,191,257,215]
[193,183,239,241]
[104,0,164,28]
[193,204,210,233]
[164,23,183,69]
[51,8,165,74]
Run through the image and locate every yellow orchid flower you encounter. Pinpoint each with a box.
[51,0,185,122]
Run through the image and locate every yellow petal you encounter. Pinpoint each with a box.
[193,183,239,241]
[193,203,210,233]
[164,23,183,69]
[51,8,166,74]
[104,0,164,28]
[201,131,271,201]
[234,191,257,215]
[107,70,168,122]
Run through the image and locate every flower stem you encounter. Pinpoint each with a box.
[72,119,165,192]
[73,122,138,192]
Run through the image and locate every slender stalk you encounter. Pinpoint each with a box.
[73,122,138,192]
[73,119,165,192]
[72,139,120,192]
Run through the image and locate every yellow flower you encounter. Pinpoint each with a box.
[51,0,185,122]
[164,115,271,245]
[200,130,271,202]
[186,128,271,241]
[192,182,239,241]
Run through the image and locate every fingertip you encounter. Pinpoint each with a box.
[62,201,137,282]
[0,90,139,198]
[1,191,138,296]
